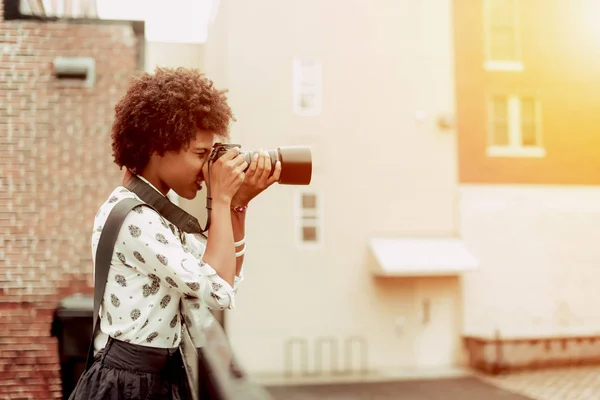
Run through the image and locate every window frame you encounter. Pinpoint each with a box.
[483,0,523,71]
[294,191,324,250]
[292,57,323,117]
[486,94,545,158]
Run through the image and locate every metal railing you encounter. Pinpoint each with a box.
[180,299,273,400]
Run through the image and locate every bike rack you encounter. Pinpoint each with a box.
[313,336,339,375]
[283,337,309,377]
[344,335,368,374]
[284,335,369,377]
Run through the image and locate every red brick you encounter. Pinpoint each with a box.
[0,7,140,399]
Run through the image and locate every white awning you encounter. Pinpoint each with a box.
[369,237,479,277]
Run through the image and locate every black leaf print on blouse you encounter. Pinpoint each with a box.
[111,294,120,307]
[141,320,149,329]
[124,339,131,343]
[170,314,178,328]
[165,277,178,288]
[128,225,141,238]
[133,206,143,214]
[107,312,113,325]
[168,223,177,236]
[183,314,192,327]
[156,254,168,266]
[160,294,171,308]
[133,251,145,263]
[160,218,169,229]
[156,233,168,244]
[142,274,161,297]
[210,292,221,301]
[192,302,200,309]
[181,259,192,272]
[146,332,158,343]
[185,282,200,291]
[178,231,187,246]
[172,333,178,346]
[115,274,127,287]
[114,330,122,338]
[211,282,223,291]
[130,309,141,321]
[108,196,119,203]
[116,252,126,264]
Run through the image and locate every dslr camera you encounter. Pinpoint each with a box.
[209,143,312,185]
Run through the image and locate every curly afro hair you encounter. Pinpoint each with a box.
[111,67,235,173]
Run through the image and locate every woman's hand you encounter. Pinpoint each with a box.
[206,148,248,204]
[231,150,281,206]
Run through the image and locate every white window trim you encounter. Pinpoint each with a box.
[487,146,545,158]
[484,60,523,72]
[487,95,545,158]
[293,191,324,250]
[483,0,523,71]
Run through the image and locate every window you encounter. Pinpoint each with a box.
[484,0,522,71]
[488,95,544,157]
[20,0,99,18]
[294,192,323,248]
[292,58,323,116]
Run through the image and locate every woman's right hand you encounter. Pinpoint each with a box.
[206,147,248,204]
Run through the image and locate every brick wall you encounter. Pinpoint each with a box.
[0,5,141,399]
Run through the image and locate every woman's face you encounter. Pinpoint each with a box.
[156,129,216,200]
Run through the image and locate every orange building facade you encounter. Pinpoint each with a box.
[454,0,600,185]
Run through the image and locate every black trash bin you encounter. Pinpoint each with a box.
[51,293,93,400]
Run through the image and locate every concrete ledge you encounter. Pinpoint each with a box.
[252,366,471,387]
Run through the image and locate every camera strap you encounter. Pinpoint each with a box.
[85,197,144,371]
[203,161,214,233]
[123,173,209,236]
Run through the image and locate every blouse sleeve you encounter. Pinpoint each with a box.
[114,205,236,310]
[186,233,245,292]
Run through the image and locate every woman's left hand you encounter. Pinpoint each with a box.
[231,150,281,207]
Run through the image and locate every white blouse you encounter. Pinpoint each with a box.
[91,180,243,349]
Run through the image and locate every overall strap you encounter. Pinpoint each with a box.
[84,197,144,371]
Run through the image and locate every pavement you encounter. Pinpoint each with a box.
[481,366,600,400]
[266,376,533,400]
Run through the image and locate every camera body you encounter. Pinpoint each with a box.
[209,143,312,185]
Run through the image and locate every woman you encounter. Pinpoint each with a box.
[69,67,280,400]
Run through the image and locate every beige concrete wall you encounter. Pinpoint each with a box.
[145,41,205,71]
[203,0,460,375]
[460,186,600,338]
